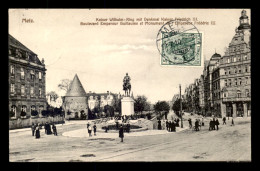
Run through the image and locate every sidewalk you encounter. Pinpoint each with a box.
[9,121,75,133]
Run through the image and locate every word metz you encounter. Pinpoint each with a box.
[22,18,34,23]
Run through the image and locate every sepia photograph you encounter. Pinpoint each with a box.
[8,9,251,162]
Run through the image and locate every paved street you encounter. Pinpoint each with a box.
[9,117,251,162]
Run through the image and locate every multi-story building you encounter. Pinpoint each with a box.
[9,34,47,118]
[87,91,117,110]
[198,74,205,114]
[219,10,251,117]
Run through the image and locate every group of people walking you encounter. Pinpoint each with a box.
[209,117,220,131]
[157,118,180,132]
[87,122,97,137]
[31,122,58,139]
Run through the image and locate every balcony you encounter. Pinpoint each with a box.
[222,97,251,102]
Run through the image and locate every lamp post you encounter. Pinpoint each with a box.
[180,84,183,128]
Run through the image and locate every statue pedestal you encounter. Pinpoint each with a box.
[121,96,134,116]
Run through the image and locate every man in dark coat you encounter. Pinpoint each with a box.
[172,121,176,132]
[223,117,226,125]
[35,123,40,139]
[212,118,216,130]
[31,123,36,136]
[52,124,57,136]
[231,118,235,126]
[215,118,219,130]
[209,119,213,131]
[126,122,130,133]
[158,119,162,130]
[119,124,124,142]
[188,118,192,129]
[176,118,180,127]
[166,120,169,131]
[93,123,97,136]
[195,119,199,131]
[44,122,48,134]
[47,123,52,135]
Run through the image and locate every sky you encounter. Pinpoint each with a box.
[8,9,250,103]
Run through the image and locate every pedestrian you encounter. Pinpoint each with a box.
[162,120,166,130]
[188,118,192,129]
[87,122,90,129]
[93,123,97,136]
[231,118,235,126]
[52,124,57,136]
[44,122,48,134]
[195,119,199,131]
[158,119,162,130]
[215,118,219,130]
[166,120,169,131]
[223,117,226,125]
[35,123,41,139]
[176,118,180,127]
[172,120,176,132]
[115,119,119,130]
[212,118,216,130]
[126,121,130,133]
[88,124,92,137]
[209,119,213,131]
[47,123,52,135]
[105,122,109,133]
[201,117,204,126]
[31,123,36,136]
[119,124,124,142]
[168,121,172,132]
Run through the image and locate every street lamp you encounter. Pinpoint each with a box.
[180,84,183,128]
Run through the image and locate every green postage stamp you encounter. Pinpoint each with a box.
[156,20,203,66]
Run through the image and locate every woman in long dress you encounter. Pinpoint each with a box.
[119,124,124,142]
[35,123,40,139]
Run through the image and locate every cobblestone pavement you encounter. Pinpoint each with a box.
[9,117,251,162]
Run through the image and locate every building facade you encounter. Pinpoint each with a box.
[87,91,117,110]
[219,10,251,117]
[9,34,47,118]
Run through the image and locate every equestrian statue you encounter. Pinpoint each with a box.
[123,73,131,97]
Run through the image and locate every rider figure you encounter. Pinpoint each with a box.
[123,73,131,96]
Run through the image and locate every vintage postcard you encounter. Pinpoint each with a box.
[9,9,251,162]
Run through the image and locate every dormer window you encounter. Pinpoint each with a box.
[21,68,25,79]
[39,72,42,80]
[30,70,35,80]
[10,65,15,76]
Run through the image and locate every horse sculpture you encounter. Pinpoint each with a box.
[123,81,131,97]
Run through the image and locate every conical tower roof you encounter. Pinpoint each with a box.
[65,74,87,97]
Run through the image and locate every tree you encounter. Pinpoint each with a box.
[154,101,170,119]
[172,98,188,117]
[58,79,72,93]
[134,95,149,114]
[47,91,59,102]
[113,96,121,114]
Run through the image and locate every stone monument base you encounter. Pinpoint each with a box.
[121,96,134,116]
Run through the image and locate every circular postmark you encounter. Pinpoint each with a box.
[156,19,202,66]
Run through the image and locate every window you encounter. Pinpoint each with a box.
[227,58,230,63]
[238,66,241,73]
[224,69,227,75]
[224,80,227,86]
[234,67,237,74]
[10,83,15,93]
[30,87,34,95]
[228,70,231,75]
[21,85,25,95]
[10,65,15,75]
[31,105,36,113]
[30,70,35,80]
[223,92,226,98]
[11,105,16,116]
[245,65,248,72]
[234,57,236,62]
[20,68,25,79]
[39,88,42,97]
[21,105,27,112]
[228,79,232,86]
[245,89,250,97]
[245,77,248,85]
[237,90,241,98]
[39,72,42,80]
[244,55,248,60]
[239,78,242,85]
[235,78,237,86]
